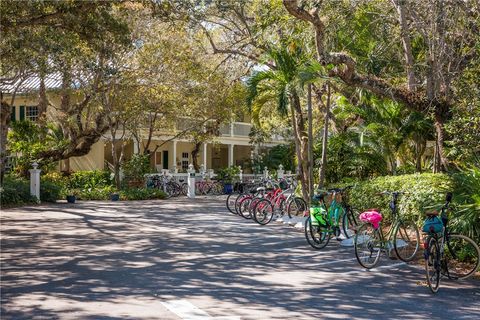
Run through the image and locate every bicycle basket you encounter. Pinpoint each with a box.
[422,216,444,234]
[359,210,382,229]
[310,206,327,226]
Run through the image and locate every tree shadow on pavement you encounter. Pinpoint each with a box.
[1,198,479,320]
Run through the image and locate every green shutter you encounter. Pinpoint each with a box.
[10,106,16,122]
[19,105,25,121]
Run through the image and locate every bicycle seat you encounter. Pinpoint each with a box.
[426,210,439,217]
[313,194,325,201]
[256,187,266,192]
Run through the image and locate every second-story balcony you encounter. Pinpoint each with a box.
[218,122,252,138]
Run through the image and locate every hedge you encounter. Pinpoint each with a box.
[335,170,479,245]
[344,173,453,224]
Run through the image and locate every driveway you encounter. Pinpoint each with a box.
[1,197,479,319]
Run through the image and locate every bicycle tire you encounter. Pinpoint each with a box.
[394,220,420,262]
[276,198,286,218]
[238,197,253,219]
[304,217,329,249]
[341,207,359,239]
[287,197,307,219]
[443,233,480,280]
[234,194,248,215]
[425,236,441,293]
[354,223,381,269]
[253,198,274,225]
[226,193,237,214]
[181,183,188,196]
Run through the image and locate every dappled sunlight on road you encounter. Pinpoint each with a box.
[1,197,479,319]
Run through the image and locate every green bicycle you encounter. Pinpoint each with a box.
[354,191,421,268]
[305,186,360,249]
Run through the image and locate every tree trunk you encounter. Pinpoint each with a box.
[318,84,330,189]
[290,92,310,203]
[0,100,11,185]
[393,0,416,91]
[307,84,313,199]
[433,111,448,172]
[415,139,425,173]
[191,141,201,171]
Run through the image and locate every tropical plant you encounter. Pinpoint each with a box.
[246,44,311,201]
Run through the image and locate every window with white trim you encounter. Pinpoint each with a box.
[181,152,189,171]
[26,106,39,121]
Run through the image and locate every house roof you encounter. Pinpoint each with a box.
[1,73,63,94]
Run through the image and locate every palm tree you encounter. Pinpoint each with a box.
[246,45,311,201]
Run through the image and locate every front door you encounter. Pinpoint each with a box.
[163,151,169,169]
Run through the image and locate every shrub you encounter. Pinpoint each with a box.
[0,175,36,206]
[449,167,480,245]
[67,170,114,189]
[122,154,151,181]
[339,173,454,224]
[77,186,116,200]
[120,188,166,200]
[40,180,63,202]
[216,166,240,184]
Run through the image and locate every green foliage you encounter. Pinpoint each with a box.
[0,175,36,206]
[67,170,113,189]
[40,180,63,203]
[253,144,295,172]
[77,186,116,201]
[449,167,480,244]
[7,121,63,176]
[122,154,151,181]
[341,170,479,244]
[344,173,453,224]
[216,166,240,184]
[119,188,166,201]
[316,131,388,183]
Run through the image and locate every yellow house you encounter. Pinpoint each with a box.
[3,76,286,173]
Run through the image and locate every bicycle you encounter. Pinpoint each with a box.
[423,192,480,293]
[251,178,300,225]
[305,186,360,249]
[354,191,420,268]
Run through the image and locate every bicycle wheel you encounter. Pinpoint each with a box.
[304,217,329,249]
[195,182,203,195]
[443,233,480,280]
[238,197,253,219]
[234,194,248,215]
[287,197,307,219]
[341,207,360,239]
[354,223,381,269]
[253,199,274,225]
[425,236,441,293]
[213,182,224,195]
[276,198,286,218]
[226,193,237,214]
[181,183,188,196]
[394,220,420,262]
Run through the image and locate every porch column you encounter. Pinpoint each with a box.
[228,144,234,167]
[203,143,208,169]
[171,140,177,170]
[133,139,140,154]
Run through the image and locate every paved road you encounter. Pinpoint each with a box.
[1,197,479,320]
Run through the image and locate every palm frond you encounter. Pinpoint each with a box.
[245,70,277,111]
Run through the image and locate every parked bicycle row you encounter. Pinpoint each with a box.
[146,174,226,198]
[225,182,480,294]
